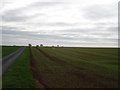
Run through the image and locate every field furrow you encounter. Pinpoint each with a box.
[30,47,118,88]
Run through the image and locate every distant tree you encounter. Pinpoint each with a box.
[57,45,59,47]
[36,45,39,47]
[28,44,32,47]
[40,44,43,47]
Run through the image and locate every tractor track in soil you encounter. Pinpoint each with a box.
[36,48,117,88]
[30,47,60,88]
[37,48,66,66]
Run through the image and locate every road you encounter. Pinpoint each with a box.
[0,47,25,75]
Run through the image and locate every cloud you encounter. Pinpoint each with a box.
[83,4,117,20]
[1,26,25,31]
[2,1,64,22]
[2,28,75,41]
[2,26,118,44]
[3,9,29,22]
[29,1,64,8]
[1,0,118,47]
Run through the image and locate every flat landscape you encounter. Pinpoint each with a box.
[2,46,119,88]
[1,0,118,89]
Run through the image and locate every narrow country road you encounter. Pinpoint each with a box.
[0,47,25,75]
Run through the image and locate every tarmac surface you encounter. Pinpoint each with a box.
[0,47,25,75]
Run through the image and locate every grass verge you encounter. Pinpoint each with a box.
[2,48,36,88]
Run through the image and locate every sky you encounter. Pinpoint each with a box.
[0,0,119,47]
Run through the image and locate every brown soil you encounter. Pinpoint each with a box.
[72,71,115,88]
[29,48,60,88]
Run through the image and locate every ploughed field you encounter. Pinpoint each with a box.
[30,47,118,88]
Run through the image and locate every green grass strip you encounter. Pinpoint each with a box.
[2,48,36,88]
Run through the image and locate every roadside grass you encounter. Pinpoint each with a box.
[34,47,118,88]
[31,47,118,88]
[2,48,36,88]
[2,46,21,57]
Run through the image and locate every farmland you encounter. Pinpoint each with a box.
[30,47,118,88]
[2,46,21,57]
[2,46,119,88]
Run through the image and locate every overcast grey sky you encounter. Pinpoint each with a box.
[0,0,119,47]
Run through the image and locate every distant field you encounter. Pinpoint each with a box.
[2,46,21,57]
[31,47,118,88]
[3,48,36,88]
